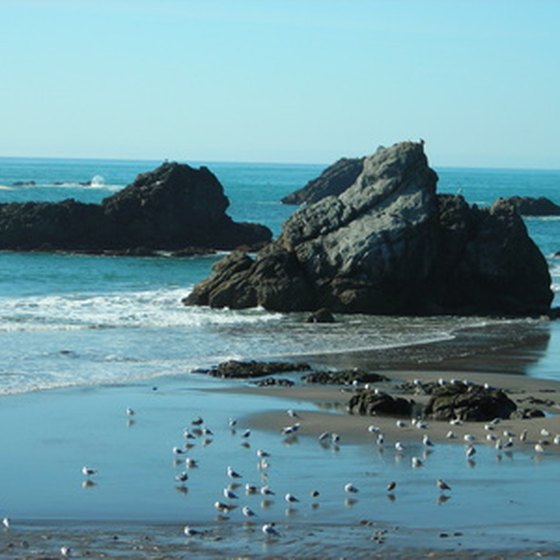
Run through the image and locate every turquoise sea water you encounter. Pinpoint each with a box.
[0,158,559,395]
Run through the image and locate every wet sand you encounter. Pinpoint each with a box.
[1,319,560,558]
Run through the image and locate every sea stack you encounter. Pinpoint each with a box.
[0,162,272,254]
[184,141,553,316]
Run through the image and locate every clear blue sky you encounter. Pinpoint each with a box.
[1,0,559,168]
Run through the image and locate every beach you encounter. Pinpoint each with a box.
[1,320,560,559]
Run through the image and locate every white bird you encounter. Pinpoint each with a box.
[411,456,423,468]
[224,488,239,500]
[331,433,340,444]
[535,442,545,454]
[344,483,359,494]
[503,430,515,438]
[395,441,405,453]
[214,501,235,513]
[484,424,494,431]
[242,429,251,438]
[202,427,213,436]
[376,433,384,445]
[60,546,71,557]
[310,490,320,498]
[172,446,184,456]
[257,449,271,458]
[81,466,96,477]
[183,429,196,440]
[486,434,497,442]
[227,466,242,479]
[396,420,407,428]
[520,429,528,442]
[553,434,560,445]
[191,416,204,426]
[175,472,189,483]
[437,479,451,492]
[285,493,299,504]
[242,505,257,518]
[449,418,463,426]
[229,417,237,428]
[386,481,396,492]
[368,424,380,434]
[126,407,135,416]
[318,432,330,442]
[287,409,300,418]
[466,445,476,458]
[446,430,456,439]
[463,434,475,443]
[185,457,198,468]
[184,525,202,537]
[422,434,434,447]
[540,428,551,437]
[258,458,270,471]
[262,522,280,537]
[245,483,259,495]
[260,485,275,496]
[2,517,9,529]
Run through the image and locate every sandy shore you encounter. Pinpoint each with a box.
[2,320,560,559]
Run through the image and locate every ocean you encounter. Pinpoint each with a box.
[0,157,559,395]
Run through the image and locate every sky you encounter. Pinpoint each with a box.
[1,0,559,168]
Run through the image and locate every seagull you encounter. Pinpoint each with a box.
[386,481,396,492]
[318,432,330,442]
[126,407,135,416]
[463,434,475,443]
[395,441,405,453]
[242,505,257,518]
[534,442,545,454]
[257,449,271,458]
[224,488,239,500]
[229,417,237,429]
[344,483,359,494]
[2,517,9,529]
[242,429,251,439]
[81,466,97,477]
[449,418,463,426]
[540,428,551,437]
[183,429,196,440]
[486,434,497,442]
[285,493,299,504]
[262,522,280,537]
[60,546,72,557]
[172,446,185,456]
[411,456,423,468]
[437,479,451,492]
[175,472,189,483]
[376,433,384,445]
[446,430,456,439]
[202,427,213,436]
[192,416,204,426]
[287,409,300,419]
[520,429,528,442]
[214,501,235,513]
[368,424,380,434]
[553,435,560,445]
[396,420,407,428]
[258,458,270,471]
[185,457,198,468]
[331,433,340,444]
[466,445,476,458]
[260,485,275,496]
[184,525,202,537]
[422,434,434,447]
[227,466,242,479]
[503,430,515,438]
[415,420,429,430]
[245,483,259,495]
[310,490,320,498]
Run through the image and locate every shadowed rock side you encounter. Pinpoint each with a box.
[281,157,365,205]
[0,162,271,253]
[497,196,560,216]
[184,141,553,316]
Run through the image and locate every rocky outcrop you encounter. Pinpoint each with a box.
[424,383,517,421]
[194,360,311,379]
[302,369,388,385]
[281,157,364,205]
[184,141,553,316]
[498,196,560,216]
[347,390,414,417]
[0,162,271,253]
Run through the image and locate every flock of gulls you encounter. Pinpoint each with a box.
[2,377,559,557]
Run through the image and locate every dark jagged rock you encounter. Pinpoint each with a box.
[253,377,295,387]
[305,308,336,323]
[281,157,365,205]
[347,390,414,417]
[0,162,271,253]
[302,369,388,385]
[497,196,560,216]
[424,383,517,421]
[199,360,311,379]
[510,408,546,419]
[185,141,553,316]
[12,181,36,186]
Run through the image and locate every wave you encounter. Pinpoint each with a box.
[0,287,282,332]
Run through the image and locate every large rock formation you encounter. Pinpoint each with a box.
[0,162,271,253]
[497,196,560,216]
[281,157,364,205]
[184,142,553,316]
